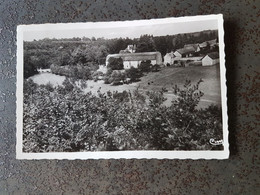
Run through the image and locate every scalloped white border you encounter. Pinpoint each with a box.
[16,14,229,160]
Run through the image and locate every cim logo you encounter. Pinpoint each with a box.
[209,138,223,146]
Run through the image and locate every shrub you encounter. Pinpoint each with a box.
[112,91,129,102]
[103,70,126,85]
[139,60,152,72]
[151,64,161,72]
[23,79,223,152]
[172,79,204,112]
[125,67,142,82]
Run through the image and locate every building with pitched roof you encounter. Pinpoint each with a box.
[106,51,162,69]
[202,52,219,66]
[184,44,200,52]
[199,39,218,50]
[119,44,136,54]
[163,51,175,65]
[173,47,196,58]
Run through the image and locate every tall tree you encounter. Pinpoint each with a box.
[136,35,156,52]
[154,36,168,56]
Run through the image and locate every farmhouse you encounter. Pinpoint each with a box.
[199,39,218,50]
[173,47,196,58]
[163,51,175,65]
[202,52,219,66]
[106,51,162,69]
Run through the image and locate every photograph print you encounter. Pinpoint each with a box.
[16,14,229,159]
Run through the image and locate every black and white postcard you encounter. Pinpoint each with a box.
[16,14,229,159]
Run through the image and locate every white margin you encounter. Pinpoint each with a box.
[16,14,229,160]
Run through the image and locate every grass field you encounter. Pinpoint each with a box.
[29,65,221,109]
[136,65,221,108]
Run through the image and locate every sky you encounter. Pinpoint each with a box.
[23,19,218,41]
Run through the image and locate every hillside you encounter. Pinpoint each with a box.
[136,65,221,108]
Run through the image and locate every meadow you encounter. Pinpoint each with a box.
[30,65,221,109]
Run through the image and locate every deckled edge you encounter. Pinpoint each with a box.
[16,14,229,160]
[218,14,229,159]
[16,25,24,160]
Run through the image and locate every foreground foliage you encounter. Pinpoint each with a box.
[23,79,223,152]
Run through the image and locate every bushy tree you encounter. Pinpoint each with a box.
[154,36,169,57]
[71,44,108,65]
[51,64,94,80]
[125,67,142,82]
[111,71,126,85]
[103,70,126,85]
[107,57,124,70]
[136,34,156,52]
[107,38,134,54]
[139,60,152,73]
[53,51,72,66]
[23,52,38,79]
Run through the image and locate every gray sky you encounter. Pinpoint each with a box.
[23,19,218,41]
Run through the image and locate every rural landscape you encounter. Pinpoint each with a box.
[23,28,223,152]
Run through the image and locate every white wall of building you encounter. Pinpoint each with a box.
[150,60,156,65]
[173,51,182,58]
[123,61,139,69]
[202,56,220,66]
[164,52,176,65]
[123,59,157,69]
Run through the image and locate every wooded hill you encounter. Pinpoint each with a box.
[24,30,217,78]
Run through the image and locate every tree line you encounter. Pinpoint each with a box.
[24,30,218,78]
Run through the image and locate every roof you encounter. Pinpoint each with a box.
[164,52,175,58]
[199,39,217,48]
[199,42,207,47]
[175,47,196,55]
[203,52,219,60]
[184,44,200,51]
[107,52,161,61]
[208,39,217,45]
[119,50,130,54]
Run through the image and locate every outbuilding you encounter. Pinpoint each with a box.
[202,52,219,66]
